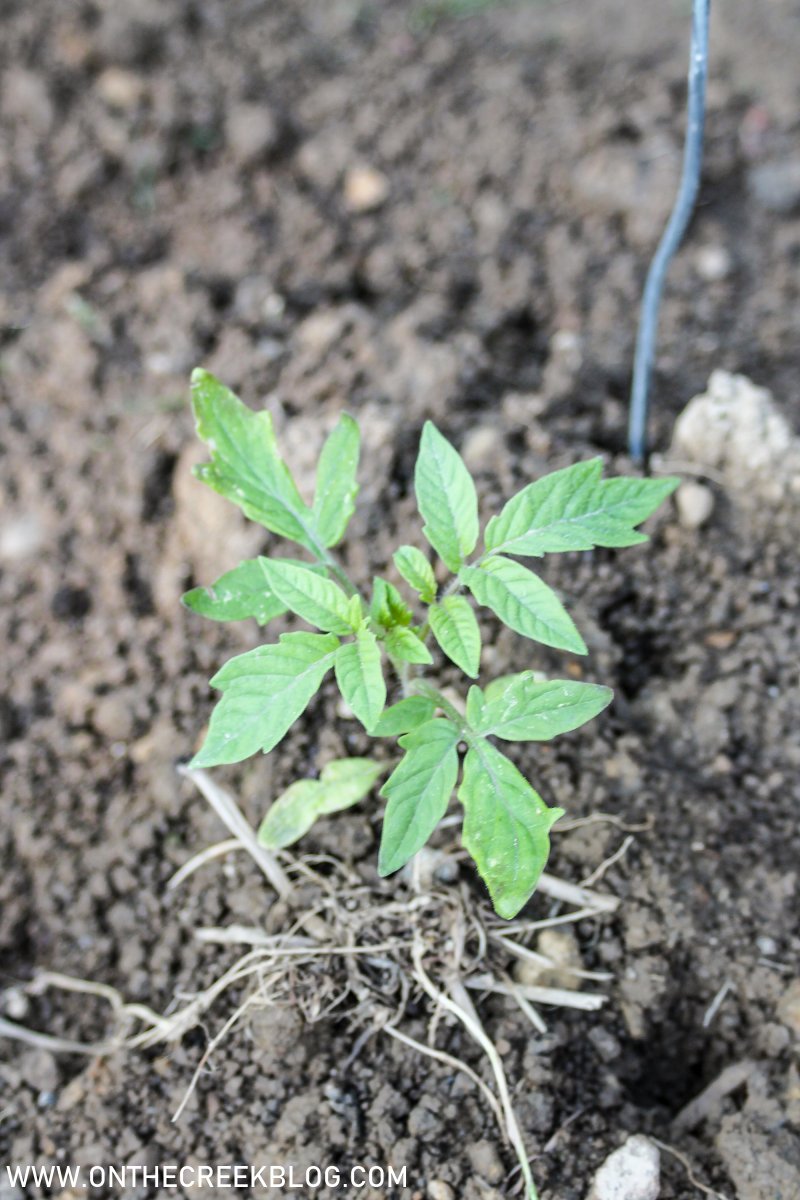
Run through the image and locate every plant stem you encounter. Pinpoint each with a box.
[316,546,359,597]
[411,681,465,729]
[628,0,711,463]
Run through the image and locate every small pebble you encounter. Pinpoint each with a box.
[0,514,44,561]
[1,987,29,1021]
[695,244,731,282]
[344,165,390,213]
[466,1139,504,1185]
[589,1025,622,1063]
[428,1182,455,1200]
[96,67,143,109]
[514,928,582,990]
[587,1134,661,1200]
[777,980,800,1037]
[92,694,134,741]
[676,481,714,529]
[19,1049,59,1094]
[226,102,278,164]
[461,425,504,473]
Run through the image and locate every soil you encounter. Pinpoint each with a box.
[1,1,799,1198]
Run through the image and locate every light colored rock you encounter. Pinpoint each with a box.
[0,513,44,561]
[2,67,53,133]
[777,979,800,1037]
[467,1140,504,1185]
[543,328,584,398]
[96,67,144,109]
[461,424,504,473]
[716,1113,800,1200]
[427,1181,455,1200]
[344,164,390,213]
[675,481,714,529]
[671,370,800,504]
[513,928,583,990]
[18,1049,59,1093]
[226,102,278,164]
[587,1134,661,1200]
[92,694,135,742]
[1,986,29,1021]
[695,244,732,282]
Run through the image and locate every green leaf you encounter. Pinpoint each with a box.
[370,577,413,629]
[182,557,325,626]
[372,695,437,737]
[261,558,354,635]
[462,556,587,655]
[335,628,386,730]
[378,719,460,876]
[483,671,545,704]
[465,684,486,729]
[191,632,339,767]
[258,757,384,850]
[394,545,437,603]
[485,458,679,557]
[384,626,433,665]
[429,596,481,678]
[471,672,612,740]
[415,422,479,571]
[459,740,563,919]
[313,414,360,548]
[190,369,318,552]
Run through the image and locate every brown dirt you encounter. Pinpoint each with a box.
[1,1,799,1197]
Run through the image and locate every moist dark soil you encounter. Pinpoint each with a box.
[1,2,799,1197]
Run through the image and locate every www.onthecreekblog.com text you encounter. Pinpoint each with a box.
[4,1160,408,1191]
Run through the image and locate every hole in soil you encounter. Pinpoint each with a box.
[599,585,671,699]
[618,1001,714,1115]
[141,449,177,522]
[51,584,92,622]
[389,424,423,493]
[0,695,25,741]
[122,553,155,617]
[207,277,234,314]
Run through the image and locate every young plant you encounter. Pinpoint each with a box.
[184,370,677,918]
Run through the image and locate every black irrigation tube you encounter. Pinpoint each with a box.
[628,0,711,463]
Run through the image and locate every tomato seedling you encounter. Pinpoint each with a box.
[185,370,677,917]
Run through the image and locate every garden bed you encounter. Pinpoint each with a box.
[1,2,798,1196]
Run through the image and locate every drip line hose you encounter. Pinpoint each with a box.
[628,0,711,463]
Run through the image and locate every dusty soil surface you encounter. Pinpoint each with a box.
[2,1,799,1197]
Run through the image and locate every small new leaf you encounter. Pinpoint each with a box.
[459,740,563,919]
[182,557,325,626]
[429,595,481,678]
[190,370,317,552]
[370,577,413,629]
[470,672,612,741]
[262,558,354,635]
[313,414,360,548]
[415,422,479,571]
[191,632,339,767]
[462,556,586,655]
[372,695,437,737]
[485,458,679,557]
[393,545,437,603]
[335,629,386,731]
[258,757,384,850]
[378,719,460,876]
